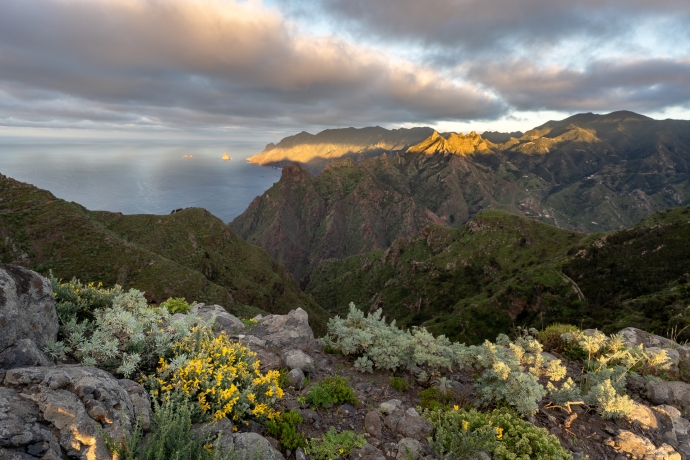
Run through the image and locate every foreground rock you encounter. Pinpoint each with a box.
[0,264,58,369]
[1,365,148,459]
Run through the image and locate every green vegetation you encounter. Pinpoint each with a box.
[310,207,690,343]
[305,428,366,460]
[146,325,283,423]
[47,285,207,378]
[548,329,670,418]
[389,376,410,392]
[107,399,241,460]
[425,408,572,460]
[264,410,307,450]
[299,376,359,408]
[0,173,329,335]
[538,323,579,352]
[161,297,193,314]
[50,273,122,325]
[419,387,456,411]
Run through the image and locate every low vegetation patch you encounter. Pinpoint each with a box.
[299,376,359,408]
[424,407,572,460]
[264,410,307,450]
[305,428,366,460]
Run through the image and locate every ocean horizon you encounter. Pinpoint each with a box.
[0,138,281,223]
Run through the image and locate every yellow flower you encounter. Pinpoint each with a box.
[462,420,469,431]
[453,405,459,411]
[495,427,503,440]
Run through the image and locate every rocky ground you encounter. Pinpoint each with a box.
[3,264,690,459]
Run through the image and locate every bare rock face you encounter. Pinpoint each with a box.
[647,381,690,414]
[257,308,315,351]
[190,303,246,335]
[282,349,315,374]
[2,365,146,459]
[0,264,58,369]
[232,432,285,460]
[607,430,681,460]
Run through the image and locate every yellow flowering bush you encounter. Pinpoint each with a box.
[148,326,283,423]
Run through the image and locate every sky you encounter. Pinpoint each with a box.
[1,0,689,140]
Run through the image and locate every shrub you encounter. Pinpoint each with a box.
[50,273,122,325]
[424,408,572,460]
[47,287,207,378]
[548,329,671,418]
[538,324,579,352]
[305,428,366,460]
[419,387,456,411]
[390,376,410,392]
[462,330,567,417]
[147,326,283,423]
[160,297,193,314]
[240,318,258,331]
[107,398,240,460]
[323,303,464,374]
[300,376,359,408]
[264,410,307,450]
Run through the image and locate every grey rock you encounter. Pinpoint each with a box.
[282,349,315,373]
[379,399,404,431]
[396,412,433,442]
[287,368,305,389]
[0,338,53,369]
[647,380,690,414]
[0,265,58,369]
[118,379,153,431]
[190,304,245,334]
[3,365,138,459]
[191,418,235,452]
[395,437,424,460]
[258,308,315,351]
[295,447,307,460]
[364,410,383,438]
[232,432,285,460]
[351,443,386,460]
[255,349,282,373]
[0,387,62,459]
[339,404,357,416]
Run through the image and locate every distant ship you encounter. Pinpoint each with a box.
[222,152,232,161]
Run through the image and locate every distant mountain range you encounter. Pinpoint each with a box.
[232,111,690,280]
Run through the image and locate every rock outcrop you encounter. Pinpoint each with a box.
[0,264,58,369]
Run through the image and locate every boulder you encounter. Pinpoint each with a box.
[0,387,63,460]
[232,432,285,460]
[351,443,386,460]
[190,304,245,334]
[286,368,305,389]
[191,418,235,452]
[118,379,153,431]
[395,437,424,460]
[2,365,139,459]
[609,430,681,460]
[282,349,315,374]
[258,308,315,351]
[0,265,57,369]
[647,381,690,414]
[396,411,434,442]
[379,399,405,431]
[364,410,383,438]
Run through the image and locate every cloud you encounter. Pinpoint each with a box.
[310,0,690,57]
[465,57,690,112]
[0,0,501,132]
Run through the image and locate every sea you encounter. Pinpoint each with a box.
[0,138,281,223]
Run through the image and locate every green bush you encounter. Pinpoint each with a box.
[160,297,193,314]
[548,329,671,418]
[305,428,366,460]
[147,326,283,423]
[390,376,410,392]
[424,408,572,460]
[300,376,359,408]
[419,387,456,411]
[50,273,122,325]
[107,398,240,460]
[264,410,307,450]
[538,324,579,352]
[323,303,463,374]
[46,287,208,378]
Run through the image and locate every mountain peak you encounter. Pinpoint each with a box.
[408,131,494,155]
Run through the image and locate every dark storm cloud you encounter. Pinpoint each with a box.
[0,0,502,132]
